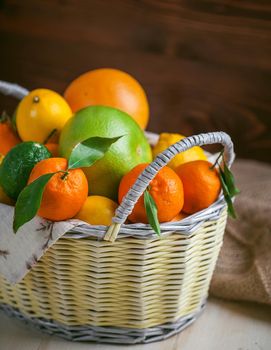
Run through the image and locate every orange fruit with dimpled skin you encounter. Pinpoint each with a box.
[170,212,188,222]
[0,121,21,155]
[28,158,88,221]
[45,143,59,157]
[64,68,149,129]
[175,160,221,214]
[118,163,184,223]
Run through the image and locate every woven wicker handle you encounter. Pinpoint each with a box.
[105,131,234,242]
[0,81,29,99]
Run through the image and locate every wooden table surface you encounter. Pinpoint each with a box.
[1,298,271,350]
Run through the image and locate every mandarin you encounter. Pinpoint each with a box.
[45,143,59,157]
[0,120,21,155]
[119,163,184,223]
[170,212,188,222]
[175,160,221,214]
[28,158,88,221]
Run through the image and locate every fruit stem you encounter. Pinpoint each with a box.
[59,171,69,180]
[43,128,57,144]
[33,96,40,103]
[0,111,9,123]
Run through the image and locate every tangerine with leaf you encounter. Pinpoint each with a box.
[13,134,123,232]
[27,158,88,221]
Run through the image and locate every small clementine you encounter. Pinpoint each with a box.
[175,160,221,214]
[170,212,188,222]
[45,143,59,157]
[28,158,88,221]
[0,120,21,155]
[119,163,184,223]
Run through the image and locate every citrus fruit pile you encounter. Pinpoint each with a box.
[0,68,239,234]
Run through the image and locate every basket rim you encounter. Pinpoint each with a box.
[66,195,227,240]
[65,131,228,240]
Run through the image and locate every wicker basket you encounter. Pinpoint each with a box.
[0,81,234,344]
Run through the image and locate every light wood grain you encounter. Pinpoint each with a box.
[0,298,270,350]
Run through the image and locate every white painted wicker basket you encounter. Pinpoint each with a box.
[0,81,234,344]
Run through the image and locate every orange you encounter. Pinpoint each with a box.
[64,68,149,129]
[0,120,21,155]
[175,160,221,214]
[28,158,88,221]
[45,143,59,157]
[119,164,184,223]
[170,212,188,222]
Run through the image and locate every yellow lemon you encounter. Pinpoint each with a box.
[152,133,207,170]
[75,195,118,226]
[16,89,72,143]
[0,154,14,206]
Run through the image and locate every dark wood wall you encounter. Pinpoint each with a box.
[1,0,271,162]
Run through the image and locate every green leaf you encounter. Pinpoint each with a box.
[68,135,124,170]
[13,173,56,233]
[144,190,161,236]
[223,162,240,197]
[219,168,237,219]
[210,149,224,170]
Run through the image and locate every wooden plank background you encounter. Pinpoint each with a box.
[0,0,271,162]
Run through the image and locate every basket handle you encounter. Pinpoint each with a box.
[0,81,29,100]
[105,131,235,242]
[0,83,235,241]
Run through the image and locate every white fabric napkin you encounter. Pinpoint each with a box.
[0,203,78,284]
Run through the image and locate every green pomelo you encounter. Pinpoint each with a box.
[59,106,152,200]
[0,142,51,199]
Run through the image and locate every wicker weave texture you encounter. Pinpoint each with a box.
[0,81,234,343]
[0,303,205,344]
[0,209,227,329]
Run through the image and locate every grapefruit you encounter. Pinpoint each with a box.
[59,106,152,200]
[64,68,149,129]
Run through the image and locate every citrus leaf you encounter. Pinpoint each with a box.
[219,168,237,219]
[223,162,240,197]
[144,190,161,236]
[68,135,124,170]
[13,172,56,233]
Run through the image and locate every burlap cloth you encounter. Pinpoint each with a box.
[210,159,271,305]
